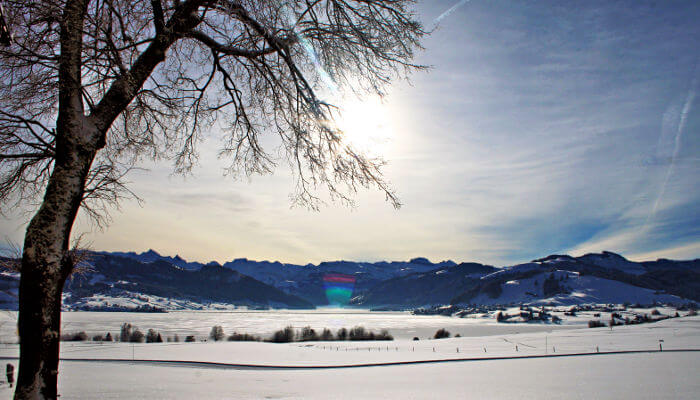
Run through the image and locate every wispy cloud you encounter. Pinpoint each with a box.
[434,0,471,24]
[1,1,698,265]
[646,60,698,225]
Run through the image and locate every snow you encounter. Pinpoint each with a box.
[64,291,241,312]
[0,309,573,344]
[0,316,697,399]
[471,270,688,305]
[0,314,692,365]
[20,352,692,399]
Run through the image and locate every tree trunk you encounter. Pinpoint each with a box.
[14,130,97,399]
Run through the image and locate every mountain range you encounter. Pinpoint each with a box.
[0,249,697,310]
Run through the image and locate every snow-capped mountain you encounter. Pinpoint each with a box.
[1,250,696,310]
[450,252,699,306]
[221,257,455,303]
[100,249,455,301]
[352,252,699,307]
[0,253,315,310]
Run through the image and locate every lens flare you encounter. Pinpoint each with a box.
[323,274,356,306]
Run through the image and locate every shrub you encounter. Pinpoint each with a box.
[270,326,296,343]
[130,329,145,343]
[120,323,133,342]
[185,335,196,342]
[299,326,319,342]
[413,337,420,341]
[349,326,367,341]
[320,328,334,341]
[92,334,103,341]
[210,325,225,341]
[588,320,605,328]
[376,329,393,341]
[104,332,113,342]
[227,332,261,341]
[688,309,698,317]
[146,329,161,343]
[650,309,661,316]
[61,331,88,341]
[336,328,348,341]
[434,328,451,339]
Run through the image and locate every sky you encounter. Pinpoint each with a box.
[1,0,699,267]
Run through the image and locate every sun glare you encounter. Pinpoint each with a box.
[334,96,393,156]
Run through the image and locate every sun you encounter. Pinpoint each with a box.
[334,95,393,156]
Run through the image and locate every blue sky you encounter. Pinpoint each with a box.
[1,0,699,266]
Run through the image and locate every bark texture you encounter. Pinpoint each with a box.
[15,1,96,398]
[15,139,96,399]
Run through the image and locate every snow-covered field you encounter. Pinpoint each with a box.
[0,313,697,398]
[0,309,579,342]
[19,352,697,399]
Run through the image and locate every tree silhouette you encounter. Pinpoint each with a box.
[0,1,426,397]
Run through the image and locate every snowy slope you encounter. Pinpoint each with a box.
[451,252,699,306]
[470,270,687,305]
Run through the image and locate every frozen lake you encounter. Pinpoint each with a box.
[0,309,576,342]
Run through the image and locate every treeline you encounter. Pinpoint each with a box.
[268,325,393,343]
[61,323,194,343]
[60,323,393,343]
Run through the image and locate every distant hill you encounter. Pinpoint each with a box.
[220,257,456,304]
[349,262,497,307]
[449,252,699,306]
[97,249,458,305]
[0,253,315,310]
[350,252,698,308]
[0,250,697,310]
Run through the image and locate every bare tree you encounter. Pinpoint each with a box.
[0,0,425,398]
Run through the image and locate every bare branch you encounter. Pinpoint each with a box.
[1,0,426,220]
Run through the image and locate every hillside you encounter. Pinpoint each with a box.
[349,262,497,307]
[1,250,697,310]
[450,252,699,306]
[101,250,457,305]
[0,253,315,310]
[350,252,698,308]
